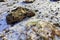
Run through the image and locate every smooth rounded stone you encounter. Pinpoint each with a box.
[6,7,35,26]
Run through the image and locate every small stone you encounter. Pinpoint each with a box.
[37,3,40,5]
[35,10,38,12]
[53,23,60,27]
[51,10,54,12]
[4,30,10,33]
[55,12,58,16]
[46,16,48,18]
[23,0,35,3]
[50,16,54,19]
[39,12,41,14]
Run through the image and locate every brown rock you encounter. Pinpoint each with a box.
[6,7,35,26]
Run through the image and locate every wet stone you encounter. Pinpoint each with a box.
[55,12,58,16]
[51,10,54,12]
[53,23,60,27]
[50,16,54,19]
[39,12,41,14]
[50,0,60,2]
[0,0,4,2]
[6,7,35,26]
[35,10,38,12]
[37,3,40,5]
[45,16,48,18]
[23,0,35,3]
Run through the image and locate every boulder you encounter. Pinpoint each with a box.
[6,7,35,25]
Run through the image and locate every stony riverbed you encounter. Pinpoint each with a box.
[0,0,60,40]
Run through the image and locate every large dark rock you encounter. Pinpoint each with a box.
[0,0,4,2]
[6,7,35,26]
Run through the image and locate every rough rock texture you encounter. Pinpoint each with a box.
[26,19,60,40]
[6,7,35,25]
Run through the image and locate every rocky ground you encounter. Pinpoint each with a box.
[0,0,60,40]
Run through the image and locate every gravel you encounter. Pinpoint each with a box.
[0,0,60,40]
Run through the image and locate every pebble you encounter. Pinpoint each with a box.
[50,0,60,2]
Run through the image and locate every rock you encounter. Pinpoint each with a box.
[35,10,38,12]
[23,0,35,3]
[6,7,35,26]
[50,0,60,2]
[53,23,60,27]
[55,29,60,36]
[26,19,60,40]
[0,0,4,2]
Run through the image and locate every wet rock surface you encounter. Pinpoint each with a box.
[6,7,35,26]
